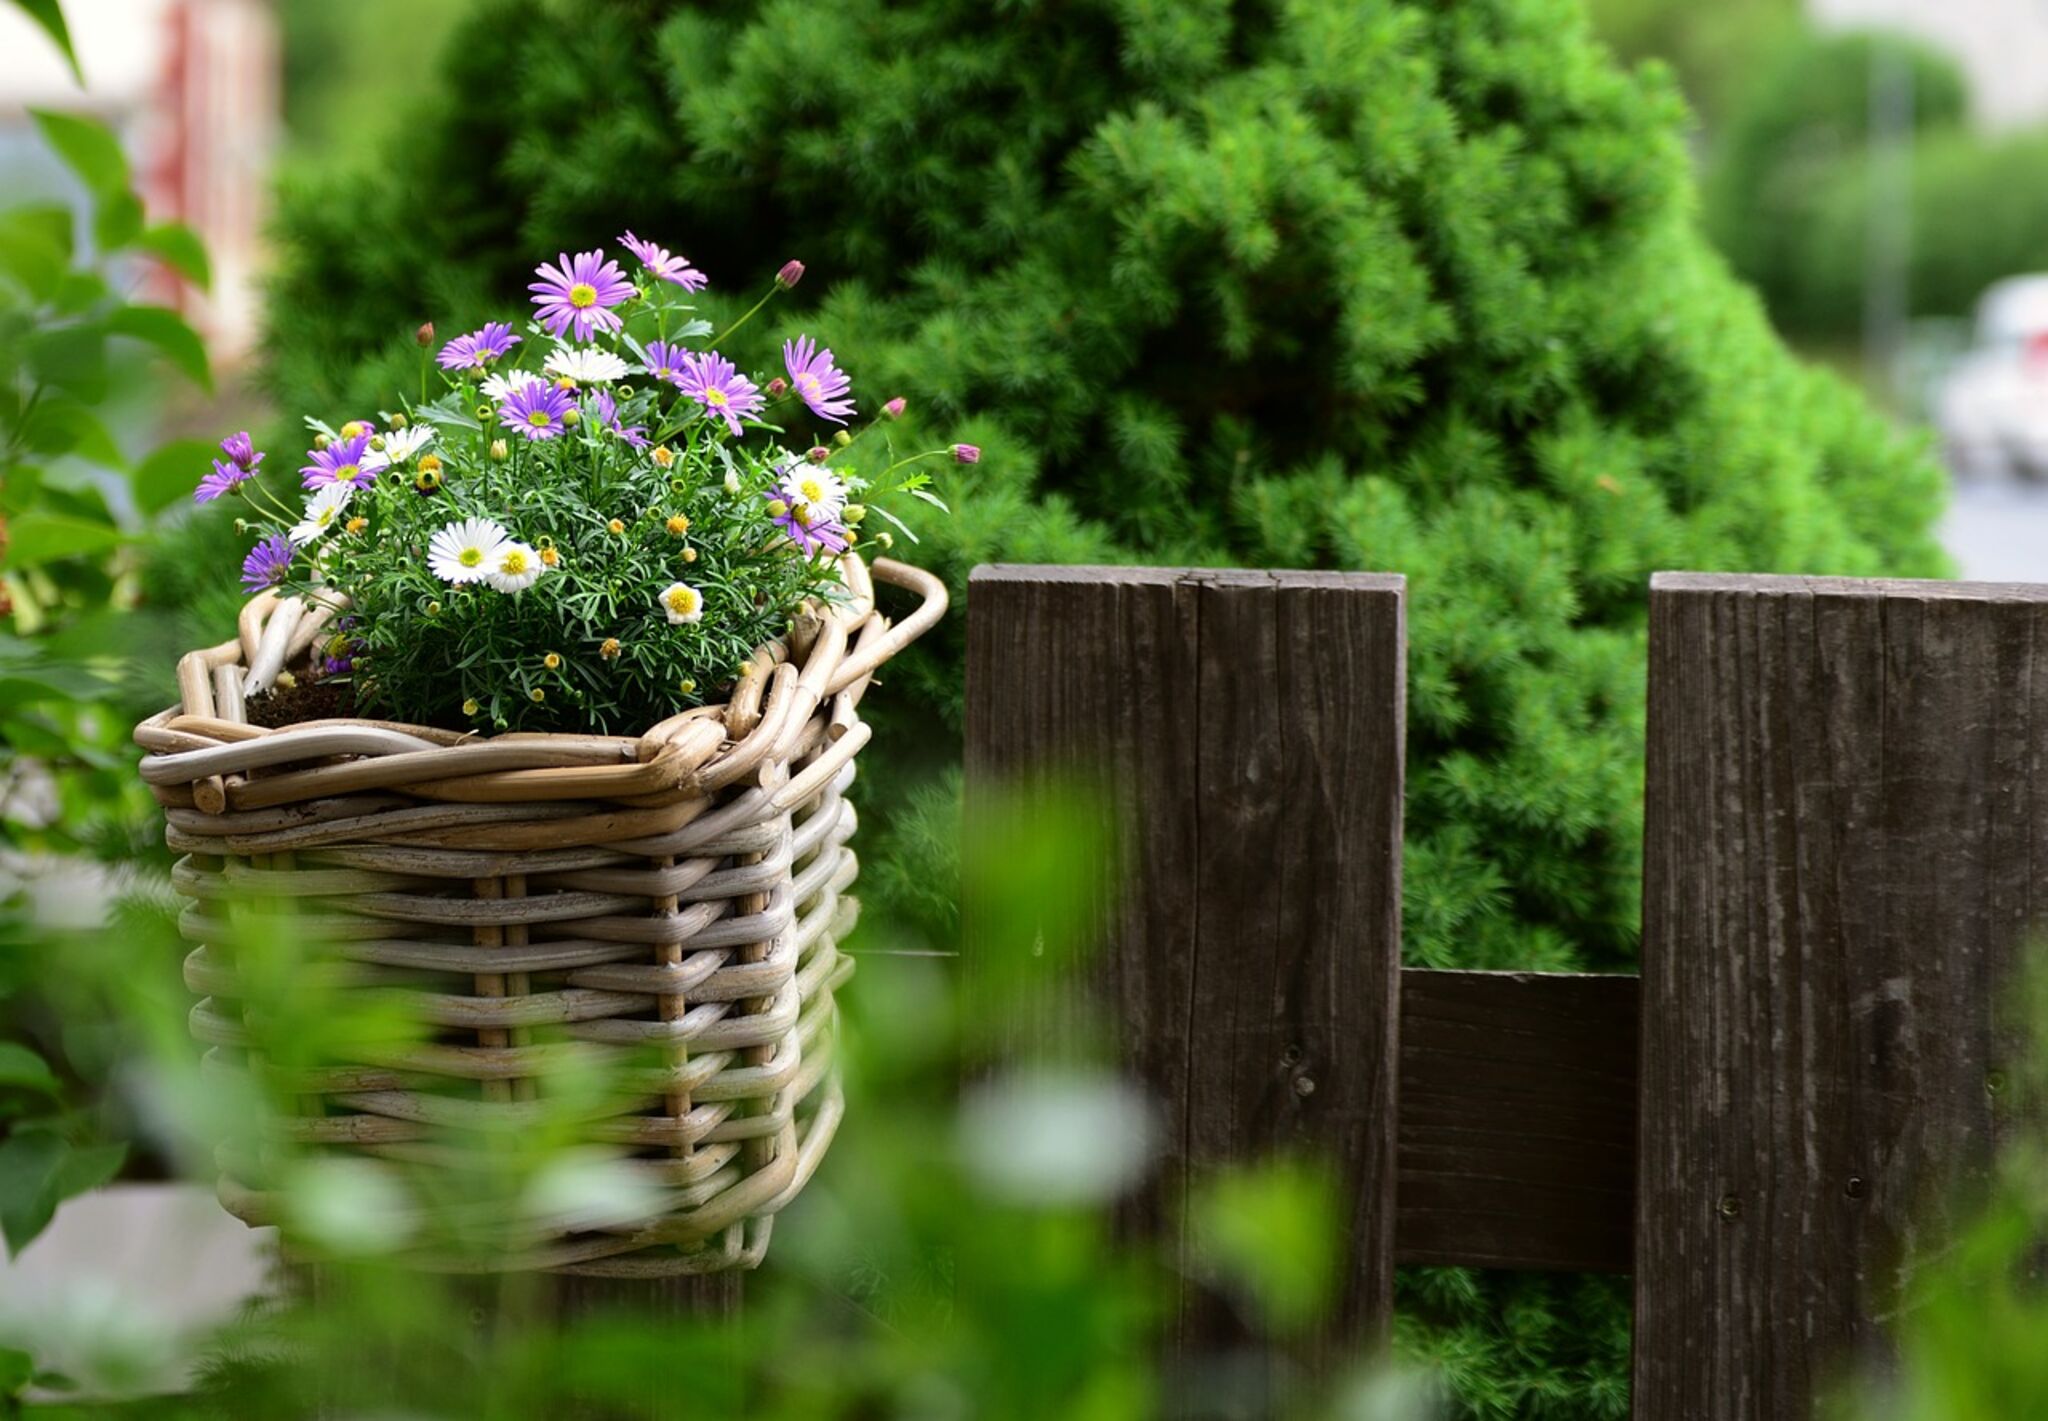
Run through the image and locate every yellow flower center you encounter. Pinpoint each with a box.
[799,478,826,504]
[667,588,698,614]
[459,547,484,568]
[501,549,531,574]
[334,464,360,483]
[797,375,819,397]
[527,410,553,428]
[703,388,729,407]
[569,282,597,309]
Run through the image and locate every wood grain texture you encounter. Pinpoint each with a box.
[963,564,1406,1379]
[1637,573,2046,1420]
[1396,969,1637,1273]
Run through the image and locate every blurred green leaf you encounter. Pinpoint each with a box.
[25,322,107,401]
[3,511,123,568]
[0,217,68,300]
[132,437,213,516]
[51,1141,123,1202]
[92,189,144,251]
[28,108,128,200]
[107,304,211,392]
[1189,1156,1341,1336]
[0,1042,61,1097]
[16,396,122,466]
[0,1344,31,1399]
[133,222,212,291]
[0,1130,66,1256]
[8,0,82,85]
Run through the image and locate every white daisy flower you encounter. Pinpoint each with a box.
[429,517,511,584]
[289,484,355,545]
[722,468,741,494]
[544,345,630,384]
[486,541,546,594]
[658,581,705,625]
[480,368,545,403]
[781,466,849,520]
[361,423,436,472]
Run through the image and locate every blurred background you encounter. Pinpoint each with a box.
[19,0,2048,571]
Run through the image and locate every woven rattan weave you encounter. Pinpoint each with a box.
[134,553,945,1275]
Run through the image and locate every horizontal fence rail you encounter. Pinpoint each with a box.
[963,564,2048,1421]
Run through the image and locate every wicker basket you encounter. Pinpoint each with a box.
[134,553,946,1276]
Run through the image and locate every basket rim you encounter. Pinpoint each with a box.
[133,553,946,815]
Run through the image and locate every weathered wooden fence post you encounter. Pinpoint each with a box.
[963,566,1407,1377]
[1637,574,2046,1419]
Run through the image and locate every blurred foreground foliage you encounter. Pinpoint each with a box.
[2,86,217,1282]
[2,784,1443,1420]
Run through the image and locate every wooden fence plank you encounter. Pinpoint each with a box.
[1637,573,2047,1420]
[963,564,1406,1376]
[1396,969,1636,1274]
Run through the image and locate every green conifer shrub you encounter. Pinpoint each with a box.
[249,0,1948,1411]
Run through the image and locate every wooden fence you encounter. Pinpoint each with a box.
[963,565,2047,1420]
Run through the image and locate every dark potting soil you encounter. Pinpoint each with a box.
[245,678,358,728]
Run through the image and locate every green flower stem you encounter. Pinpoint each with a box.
[708,282,782,350]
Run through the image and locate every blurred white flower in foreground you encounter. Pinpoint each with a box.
[958,1068,1157,1206]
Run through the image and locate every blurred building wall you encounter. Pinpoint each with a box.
[0,0,279,366]
[1814,0,2048,131]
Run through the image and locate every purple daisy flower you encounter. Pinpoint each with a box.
[195,459,251,503]
[641,339,690,386]
[674,350,764,436]
[585,389,648,448]
[219,431,262,471]
[241,534,294,594]
[500,379,577,440]
[782,335,855,424]
[301,432,378,490]
[436,321,522,371]
[764,490,848,557]
[618,230,708,292]
[529,249,635,341]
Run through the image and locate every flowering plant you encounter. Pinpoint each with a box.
[201,241,969,733]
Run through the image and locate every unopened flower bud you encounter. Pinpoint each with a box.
[542,652,561,670]
[951,443,981,464]
[561,407,581,426]
[876,530,895,550]
[489,439,509,462]
[766,376,789,398]
[651,445,675,468]
[775,259,804,289]
[388,412,409,429]
[723,469,741,493]
[806,446,830,463]
[679,678,697,696]
[833,429,853,448]
[313,433,332,451]
[883,397,906,420]
[370,435,387,451]
[417,322,436,346]
[682,546,698,563]
[276,670,298,690]
[608,518,626,535]
[427,601,442,615]
[530,688,545,703]
[462,698,479,716]
[766,498,789,518]
[475,404,495,422]
[843,503,866,525]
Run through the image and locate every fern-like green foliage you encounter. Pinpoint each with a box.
[253,0,1949,1411]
